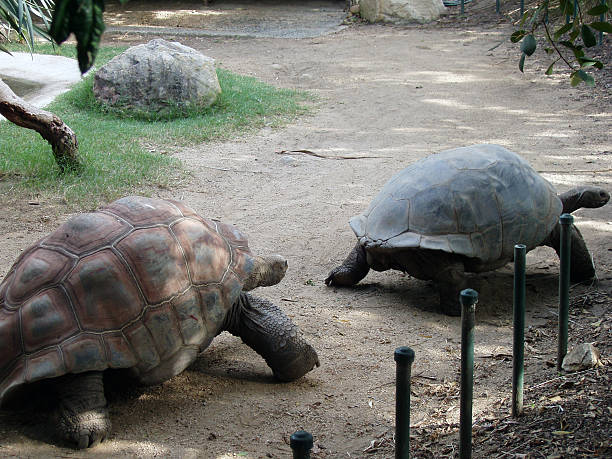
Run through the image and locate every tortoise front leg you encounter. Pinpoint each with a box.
[54,371,111,449]
[325,243,370,287]
[544,223,596,282]
[224,293,320,382]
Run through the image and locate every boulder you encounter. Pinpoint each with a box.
[359,0,447,24]
[93,39,221,113]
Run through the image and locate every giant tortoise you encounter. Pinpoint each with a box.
[325,144,609,315]
[0,196,319,448]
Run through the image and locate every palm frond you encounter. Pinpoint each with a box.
[0,0,53,50]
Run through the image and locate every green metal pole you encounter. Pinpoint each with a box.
[290,431,313,459]
[600,0,606,45]
[512,244,526,417]
[459,289,478,459]
[557,213,573,371]
[395,346,415,459]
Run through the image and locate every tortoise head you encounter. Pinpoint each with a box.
[242,254,288,291]
[577,187,610,208]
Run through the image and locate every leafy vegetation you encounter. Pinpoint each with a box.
[0,0,53,52]
[512,0,611,85]
[0,44,312,208]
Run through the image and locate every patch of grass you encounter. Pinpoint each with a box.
[0,43,313,209]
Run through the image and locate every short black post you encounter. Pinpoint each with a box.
[512,244,526,417]
[495,0,500,14]
[290,430,313,459]
[459,289,478,459]
[395,346,415,459]
[557,213,573,371]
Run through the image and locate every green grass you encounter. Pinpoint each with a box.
[0,43,313,209]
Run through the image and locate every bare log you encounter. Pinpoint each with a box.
[0,77,82,172]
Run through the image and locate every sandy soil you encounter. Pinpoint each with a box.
[1,0,611,457]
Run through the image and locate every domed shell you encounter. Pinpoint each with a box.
[0,196,255,403]
[350,144,562,264]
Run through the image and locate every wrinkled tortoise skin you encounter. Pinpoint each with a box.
[0,196,258,402]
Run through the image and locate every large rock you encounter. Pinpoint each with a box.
[359,0,446,24]
[93,39,221,113]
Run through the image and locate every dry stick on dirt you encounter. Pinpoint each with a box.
[276,149,390,160]
[0,78,82,172]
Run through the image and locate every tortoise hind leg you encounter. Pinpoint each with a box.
[432,260,470,317]
[325,243,370,287]
[544,223,596,282]
[54,371,111,449]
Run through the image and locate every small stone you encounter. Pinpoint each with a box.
[562,343,602,372]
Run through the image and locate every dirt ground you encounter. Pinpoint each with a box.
[1,0,611,457]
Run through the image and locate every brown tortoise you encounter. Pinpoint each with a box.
[0,196,319,449]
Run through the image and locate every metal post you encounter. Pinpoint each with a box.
[290,430,313,459]
[459,289,478,459]
[395,346,415,459]
[520,0,524,16]
[600,0,606,45]
[512,245,526,417]
[496,0,500,14]
[557,213,573,371]
[461,0,465,15]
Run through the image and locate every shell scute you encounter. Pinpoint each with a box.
[165,199,200,218]
[103,333,138,368]
[172,219,230,285]
[43,212,131,255]
[103,196,184,226]
[6,248,75,305]
[142,304,183,360]
[0,309,21,372]
[123,322,161,374]
[197,285,228,336]
[65,249,144,331]
[20,288,78,353]
[216,220,249,248]
[172,289,207,346]
[116,227,190,304]
[25,348,64,383]
[61,334,107,374]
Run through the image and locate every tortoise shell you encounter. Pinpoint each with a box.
[0,196,255,403]
[349,144,563,266]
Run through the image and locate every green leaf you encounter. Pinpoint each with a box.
[511,30,527,43]
[581,25,597,47]
[571,69,595,86]
[545,61,555,75]
[569,27,580,41]
[519,53,526,73]
[590,21,612,33]
[520,34,537,56]
[49,0,74,44]
[586,5,609,15]
[579,57,604,69]
[553,22,573,40]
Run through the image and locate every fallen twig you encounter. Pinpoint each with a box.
[276,149,389,160]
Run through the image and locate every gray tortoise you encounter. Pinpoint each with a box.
[326,144,610,315]
[0,196,319,449]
